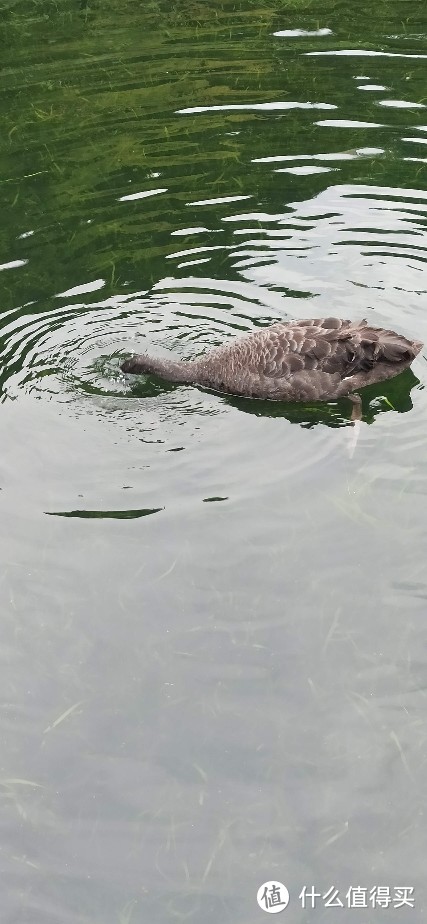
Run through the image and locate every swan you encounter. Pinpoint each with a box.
[121,317,422,402]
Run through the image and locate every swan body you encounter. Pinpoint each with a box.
[121,317,422,401]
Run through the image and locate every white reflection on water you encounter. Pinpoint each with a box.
[273,28,333,37]
[307,49,427,58]
[177,101,337,114]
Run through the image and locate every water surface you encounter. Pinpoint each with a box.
[1,1,427,921]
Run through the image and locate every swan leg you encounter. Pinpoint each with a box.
[348,393,362,422]
[346,394,362,459]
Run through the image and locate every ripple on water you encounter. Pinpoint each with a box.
[2,144,427,484]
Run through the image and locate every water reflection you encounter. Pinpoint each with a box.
[222,368,420,425]
[120,365,420,428]
[46,507,163,519]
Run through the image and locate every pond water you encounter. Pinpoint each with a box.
[1,1,427,921]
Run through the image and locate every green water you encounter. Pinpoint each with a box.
[1,1,427,921]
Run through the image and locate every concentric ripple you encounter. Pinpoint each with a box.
[2,183,425,450]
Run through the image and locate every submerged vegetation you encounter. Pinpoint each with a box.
[2,0,426,309]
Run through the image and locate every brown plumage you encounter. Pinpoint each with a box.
[121,317,423,401]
